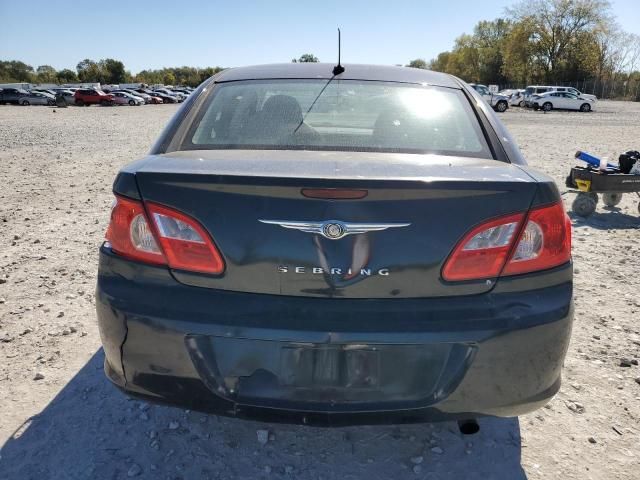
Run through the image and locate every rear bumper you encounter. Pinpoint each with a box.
[96,247,573,425]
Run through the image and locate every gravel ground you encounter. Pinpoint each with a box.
[0,101,639,480]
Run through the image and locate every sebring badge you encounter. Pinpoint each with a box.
[258,219,410,240]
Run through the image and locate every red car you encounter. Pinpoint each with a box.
[74,88,114,106]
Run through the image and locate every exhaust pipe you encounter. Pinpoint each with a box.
[457,419,480,435]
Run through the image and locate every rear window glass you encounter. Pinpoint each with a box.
[181,80,491,158]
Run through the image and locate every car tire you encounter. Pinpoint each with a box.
[129,99,135,106]
[495,101,508,112]
[580,103,591,112]
[519,100,525,107]
[602,192,623,207]
[572,193,597,217]
[75,99,84,106]
[21,100,30,106]
[542,102,552,112]
[47,100,55,106]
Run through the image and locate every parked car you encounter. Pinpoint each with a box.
[31,88,57,96]
[147,94,164,104]
[145,90,177,103]
[154,88,183,102]
[111,91,144,106]
[0,87,29,105]
[171,88,193,97]
[50,87,73,94]
[525,85,597,106]
[18,91,56,106]
[74,88,114,106]
[135,88,164,103]
[508,89,526,107]
[101,85,121,93]
[546,86,597,102]
[524,86,552,106]
[52,89,76,105]
[97,63,573,426]
[530,91,595,112]
[134,89,164,104]
[167,90,186,102]
[468,83,509,112]
[120,89,152,103]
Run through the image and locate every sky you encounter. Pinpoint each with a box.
[1,0,638,74]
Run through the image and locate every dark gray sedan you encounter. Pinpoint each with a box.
[96,63,573,427]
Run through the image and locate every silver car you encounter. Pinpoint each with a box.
[468,84,509,112]
[111,91,144,106]
[508,89,526,107]
[154,88,184,102]
[52,89,76,105]
[120,89,152,103]
[20,92,55,106]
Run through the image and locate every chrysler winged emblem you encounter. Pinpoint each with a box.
[258,219,410,240]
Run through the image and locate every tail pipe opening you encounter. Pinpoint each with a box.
[457,419,480,435]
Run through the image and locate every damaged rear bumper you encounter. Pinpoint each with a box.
[96,248,573,426]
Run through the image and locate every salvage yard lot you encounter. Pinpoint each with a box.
[0,102,639,479]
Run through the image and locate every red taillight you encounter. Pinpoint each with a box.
[105,196,225,275]
[146,202,225,275]
[502,202,571,276]
[106,196,166,266]
[442,202,571,282]
[442,213,525,281]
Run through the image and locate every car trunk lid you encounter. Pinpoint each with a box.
[132,150,538,298]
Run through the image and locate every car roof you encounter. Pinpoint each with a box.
[213,63,461,88]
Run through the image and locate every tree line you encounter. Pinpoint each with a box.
[0,53,321,87]
[0,58,224,87]
[407,0,640,99]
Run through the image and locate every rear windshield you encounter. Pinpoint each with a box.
[180,79,492,158]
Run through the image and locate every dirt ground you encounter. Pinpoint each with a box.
[0,101,639,480]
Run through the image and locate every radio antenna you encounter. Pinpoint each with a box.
[332,28,345,76]
[295,29,344,134]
